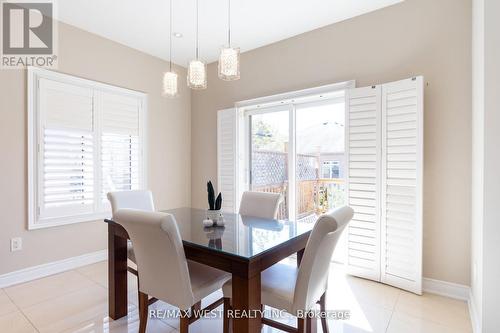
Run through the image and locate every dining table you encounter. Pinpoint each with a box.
[105,207,315,333]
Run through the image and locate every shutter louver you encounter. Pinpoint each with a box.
[381,77,423,294]
[101,92,142,201]
[43,129,94,207]
[39,79,95,219]
[345,85,382,281]
[217,108,238,213]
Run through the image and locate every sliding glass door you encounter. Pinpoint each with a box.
[295,100,346,222]
[247,95,346,223]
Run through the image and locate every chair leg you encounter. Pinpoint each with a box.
[260,304,264,331]
[138,291,149,333]
[298,317,305,333]
[179,317,189,333]
[191,301,201,318]
[223,297,231,333]
[298,313,316,333]
[319,292,328,333]
[306,315,312,333]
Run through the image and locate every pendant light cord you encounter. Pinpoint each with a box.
[228,0,231,47]
[196,0,199,59]
[169,0,173,71]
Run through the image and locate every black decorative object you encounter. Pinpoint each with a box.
[207,181,223,210]
[207,181,215,210]
[215,193,222,210]
[206,181,224,225]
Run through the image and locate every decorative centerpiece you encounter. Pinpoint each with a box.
[206,181,224,226]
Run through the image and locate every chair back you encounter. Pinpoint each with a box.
[107,190,155,216]
[292,206,353,313]
[113,209,194,310]
[239,191,282,219]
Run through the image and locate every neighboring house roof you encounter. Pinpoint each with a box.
[296,121,345,155]
[252,122,345,187]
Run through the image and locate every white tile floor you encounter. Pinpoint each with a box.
[0,261,472,333]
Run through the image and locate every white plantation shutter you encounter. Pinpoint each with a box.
[29,67,147,229]
[217,108,238,213]
[381,77,423,294]
[100,91,142,203]
[39,79,95,220]
[345,85,382,281]
[346,77,423,294]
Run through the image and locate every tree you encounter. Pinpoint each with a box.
[252,120,286,151]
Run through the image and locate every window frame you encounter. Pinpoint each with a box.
[27,67,148,230]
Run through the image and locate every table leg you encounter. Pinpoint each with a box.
[231,273,261,333]
[108,224,128,319]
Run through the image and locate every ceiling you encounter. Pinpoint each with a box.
[58,0,403,67]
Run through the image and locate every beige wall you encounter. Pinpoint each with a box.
[191,0,472,284]
[0,0,473,286]
[0,22,191,275]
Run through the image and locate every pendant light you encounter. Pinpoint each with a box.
[218,0,240,81]
[187,0,207,89]
[163,0,178,97]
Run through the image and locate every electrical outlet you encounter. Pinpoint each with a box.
[10,237,22,252]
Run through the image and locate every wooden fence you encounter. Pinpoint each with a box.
[253,178,345,220]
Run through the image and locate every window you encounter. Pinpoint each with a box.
[28,67,147,229]
[322,161,340,179]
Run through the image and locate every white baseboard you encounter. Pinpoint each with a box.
[0,250,107,289]
[422,277,470,301]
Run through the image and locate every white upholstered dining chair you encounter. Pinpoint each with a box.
[222,206,354,333]
[114,209,231,333]
[238,191,282,219]
[107,190,155,301]
[107,190,155,264]
[107,190,155,214]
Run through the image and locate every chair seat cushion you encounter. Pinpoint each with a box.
[128,242,229,306]
[222,263,298,314]
[188,260,231,304]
